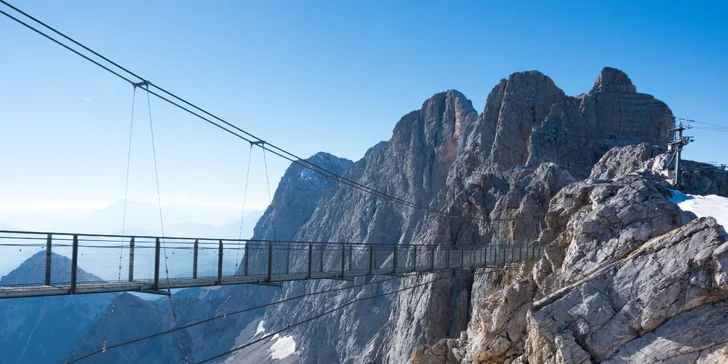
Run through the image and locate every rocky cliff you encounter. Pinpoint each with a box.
[413,144,728,363]
[232,67,683,364]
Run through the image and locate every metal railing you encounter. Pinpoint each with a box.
[0,230,544,298]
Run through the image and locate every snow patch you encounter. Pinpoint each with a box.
[298,170,314,181]
[269,334,296,360]
[669,190,728,228]
[255,320,265,336]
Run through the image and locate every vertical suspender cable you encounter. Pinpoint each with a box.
[222,143,254,317]
[261,144,279,275]
[119,87,136,280]
[236,144,254,262]
[144,85,189,363]
[101,87,137,355]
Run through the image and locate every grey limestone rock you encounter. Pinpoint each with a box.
[527,68,673,178]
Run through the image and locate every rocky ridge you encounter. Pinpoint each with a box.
[413,143,728,363]
[248,67,683,364]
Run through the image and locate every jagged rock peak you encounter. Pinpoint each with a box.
[396,89,476,143]
[486,70,567,168]
[305,151,353,171]
[591,66,637,93]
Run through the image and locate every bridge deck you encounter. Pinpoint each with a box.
[0,230,543,298]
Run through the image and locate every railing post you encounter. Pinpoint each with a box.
[430,246,435,271]
[412,246,417,272]
[70,235,79,294]
[368,245,373,275]
[460,247,464,268]
[445,247,450,269]
[373,245,377,272]
[129,237,135,282]
[307,243,313,279]
[519,244,523,262]
[340,244,346,278]
[192,239,198,279]
[392,245,398,274]
[154,238,161,290]
[348,244,353,272]
[320,243,325,273]
[45,234,52,285]
[217,240,224,285]
[243,242,249,276]
[267,241,273,282]
[484,245,488,267]
[285,242,290,275]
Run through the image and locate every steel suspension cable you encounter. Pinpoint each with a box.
[143,85,190,363]
[101,86,138,355]
[0,2,486,224]
[197,270,477,363]
[66,273,422,363]
[118,87,137,280]
[235,144,254,269]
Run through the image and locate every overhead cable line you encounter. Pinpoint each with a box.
[197,269,479,363]
[66,270,454,363]
[0,0,486,224]
[678,117,728,130]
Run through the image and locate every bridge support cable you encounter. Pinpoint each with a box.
[221,143,256,317]
[197,269,486,364]
[0,1,502,226]
[235,144,254,270]
[66,271,436,363]
[101,86,139,354]
[260,143,282,276]
[142,84,190,363]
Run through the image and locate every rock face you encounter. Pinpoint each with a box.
[419,145,728,363]
[528,216,728,363]
[588,143,664,180]
[243,67,681,364]
[253,152,353,242]
[527,67,673,178]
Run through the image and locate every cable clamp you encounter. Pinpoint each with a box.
[132,80,150,88]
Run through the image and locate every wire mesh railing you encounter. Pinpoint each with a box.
[0,230,544,298]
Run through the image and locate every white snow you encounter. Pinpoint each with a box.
[669,190,728,228]
[255,320,265,336]
[298,170,314,181]
[269,334,296,360]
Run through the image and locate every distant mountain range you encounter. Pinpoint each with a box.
[0,253,113,364]
[0,200,263,237]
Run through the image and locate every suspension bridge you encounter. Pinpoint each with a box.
[0,3,546,362]
[0,229,542,299]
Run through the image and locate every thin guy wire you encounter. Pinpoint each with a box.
[0,3,480,223]
[144,85,189,363]
[118,87,136,280]
[1,3,534,226]
[66,274,414,363]
[197,271,471,363]
[101,86,138,355]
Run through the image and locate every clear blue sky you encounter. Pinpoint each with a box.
[1,0,727,222]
